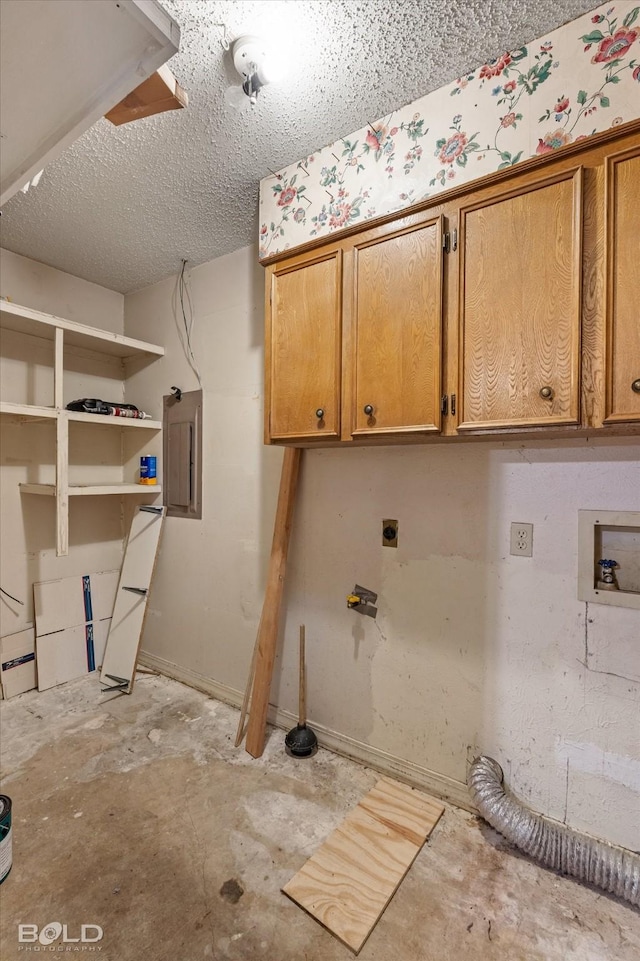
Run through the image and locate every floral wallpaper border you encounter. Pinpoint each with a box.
[259,2,640,260]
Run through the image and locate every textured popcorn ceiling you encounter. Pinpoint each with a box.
[0,0,597,294]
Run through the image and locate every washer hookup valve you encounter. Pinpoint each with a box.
[347,585,378,618]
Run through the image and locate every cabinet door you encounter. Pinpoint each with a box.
[604,147,640,424]
[350,215,444,437]
[266,250,342,441]
[457,168,582,430]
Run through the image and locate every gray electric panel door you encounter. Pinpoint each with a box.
[163,389,202,519]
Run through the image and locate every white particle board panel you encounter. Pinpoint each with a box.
[36,619,110,691]
[0,626,37,698]
[100,506,165,693]
[90,572,120,622]
[0,0,180,204]
[34,570,118,636]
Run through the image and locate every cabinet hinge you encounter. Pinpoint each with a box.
[442,229,458,254]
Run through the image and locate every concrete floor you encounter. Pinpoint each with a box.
[0,674,638,961]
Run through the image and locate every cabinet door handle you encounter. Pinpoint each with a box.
[441,394,448,416]
[450,393,456,416]
[632,379,640,394]
[363,404,374,416]
[315,408,325,419]
[539,386,554,400]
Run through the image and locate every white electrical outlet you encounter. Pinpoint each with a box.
[510,522,533,557]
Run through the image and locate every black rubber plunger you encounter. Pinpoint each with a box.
[285,625,318,758]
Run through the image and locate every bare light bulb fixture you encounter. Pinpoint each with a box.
[225,35,281,109]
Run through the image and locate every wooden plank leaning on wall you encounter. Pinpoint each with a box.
[241,447,302,758]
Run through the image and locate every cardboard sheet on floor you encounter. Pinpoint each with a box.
[36,619,111,691]
[1,626,37,697]
[283,777,444,954]
[100,506,165,694]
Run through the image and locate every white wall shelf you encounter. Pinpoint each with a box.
[0,402,58,420]
[21,483,162,497]
[0,302,164,360]
[1,402,161,431]
[0,301,164,556]
[66,410,162,429]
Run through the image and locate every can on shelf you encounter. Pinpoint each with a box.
[139,455,157,485]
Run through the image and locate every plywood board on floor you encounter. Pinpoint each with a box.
[283,777,444,954]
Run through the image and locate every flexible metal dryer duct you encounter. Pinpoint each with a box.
[468,756,640,908]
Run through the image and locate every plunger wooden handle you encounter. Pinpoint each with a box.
[299,625,306,727]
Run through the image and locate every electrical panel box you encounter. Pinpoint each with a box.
[163,389,202,519]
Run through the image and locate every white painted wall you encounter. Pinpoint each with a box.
[0,249,126,638]
[0,248,124,332]
[126,244,640,850]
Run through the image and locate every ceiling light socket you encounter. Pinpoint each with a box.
[232,36,268,82]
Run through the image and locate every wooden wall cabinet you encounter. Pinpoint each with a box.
[349,214,444,439]
[267,249,342,441]
[266,210,446,444]
[264,126,640,447]
[456,167,583,432]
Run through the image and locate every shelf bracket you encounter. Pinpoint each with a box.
[100,673,129,693]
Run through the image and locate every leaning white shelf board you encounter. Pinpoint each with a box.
[100,506,166,694]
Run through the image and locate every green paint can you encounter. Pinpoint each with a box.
[0,795,12,884]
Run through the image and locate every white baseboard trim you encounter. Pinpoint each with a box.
[138,650,473,812]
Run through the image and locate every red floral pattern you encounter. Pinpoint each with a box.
[591,27,638,62]
[536,130,572,154]
[365,126,386,151]
[277,186,297,207]
[479,53,512,79]
[260,5,639,260]
[329,201,352,228]
[438,131,468,164]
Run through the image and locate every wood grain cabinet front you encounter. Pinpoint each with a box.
[456,166,583,431]
[348,214,445,439]
[603,145,640,425]
[266,249,343,441]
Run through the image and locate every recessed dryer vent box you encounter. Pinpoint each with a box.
[578,510,640,610]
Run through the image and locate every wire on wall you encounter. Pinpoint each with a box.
[172,259,202,388]
[1,586,24,605]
